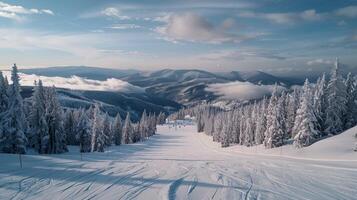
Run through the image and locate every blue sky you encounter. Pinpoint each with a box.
[0,0,356,72]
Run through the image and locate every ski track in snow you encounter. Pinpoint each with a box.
[1,125,357,200]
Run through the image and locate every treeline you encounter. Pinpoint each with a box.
[181,59,356,148]
[0,64,166,154]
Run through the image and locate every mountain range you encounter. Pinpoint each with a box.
[21,67,292,105]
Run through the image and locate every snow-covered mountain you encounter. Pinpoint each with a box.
[21,67,290,105]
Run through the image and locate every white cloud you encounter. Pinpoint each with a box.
[200,49,286,61]
[108,24,141,30]
[239,9,323,24]
[335,6,357,18]
[0,1,54,21]
[2,71,144,93]
[206,81,285,100]
[307,59,333,66]
[101,7,130,20]
[41,9,54,15]
[81,7,130,20]
[155,13,253,44]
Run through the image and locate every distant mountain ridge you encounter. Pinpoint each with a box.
[21,66,292,105]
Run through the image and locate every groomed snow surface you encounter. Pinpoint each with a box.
[1,124,356,200]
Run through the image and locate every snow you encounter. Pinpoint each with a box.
[1,125,356,200]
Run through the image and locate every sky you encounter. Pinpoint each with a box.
[0,0,356,72]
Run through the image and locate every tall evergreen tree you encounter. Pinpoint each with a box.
[102,113,112,146]
[286,89,300,137]
[313,74,327,133]
[122,112,133,144]
[112,113,122,145]
[29,80,48,153]
[264,84,284,148]
[90,104,104,152]
[0,71,8,114]
[0,64,27,154]
[139,110,148,140]
[344,73,357,129]
[76,109,91,153]
[325,58,347,135]
[254,97,267,144]
[293,79,319,148]
[64,110,77,145]
[45,87,67,154]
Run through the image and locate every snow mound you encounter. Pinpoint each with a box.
[199,125,357,161]
[295,125,357,160]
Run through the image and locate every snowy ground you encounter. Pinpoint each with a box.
[1,125,356,200]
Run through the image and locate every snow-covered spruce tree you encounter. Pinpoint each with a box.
[239,109,246,145]
[0,72,8,149]
[0,64,27,154]
[64,110,77,145]
[29,80,48,153]
[0,71,8,114]
[213,113,223,142]
[157,112,166,125]
[254,97,267,145]
[264,84,286,148]
[197,111,204,132]
[112,113,122,145]
[122,112,133,144]
[102,113,112,147]
[313,74,327,134]
[76,109,91,153]
[344,73,357,129]
[293,79,320,148]
[45,87,67,154]
[148,113,157,136]
[132,123,140,143]
[220,113,231,147]
[286,89,300,137]
[244,117,254,147]
[325,58,347,135]
[90,104,105,152]
[278,91,288,140]
[139,110,148,140]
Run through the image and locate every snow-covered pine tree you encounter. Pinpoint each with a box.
[29,80,48,153]
[264,84,279,148]
[313,74,327,134]
[102,113,112,147]
[157,112,166,125]
[133,123,140,143]
[344,73,357,129]
[325,58,347,135]
[278,91,288,139]
[64,110,77,145]
[0,71,8,114]
[76,109,91,153]
[148,113,157,136]
[254,97,267,144]
[197,111,204,132]
[90,104,104,152]
[293,79,319,148]
[122,112,133,144]
[286,89,300,137]
[244,117,254,146]
[139,110,148,140]
[112,113,123,145]
[0,64,27,154]
[220,112,231,147]
[45,87,67,154]
[213,113,223,142]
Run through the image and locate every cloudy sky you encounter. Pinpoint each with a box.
[0,0,356,72]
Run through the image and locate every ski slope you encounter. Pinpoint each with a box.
[0,125,356,200]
